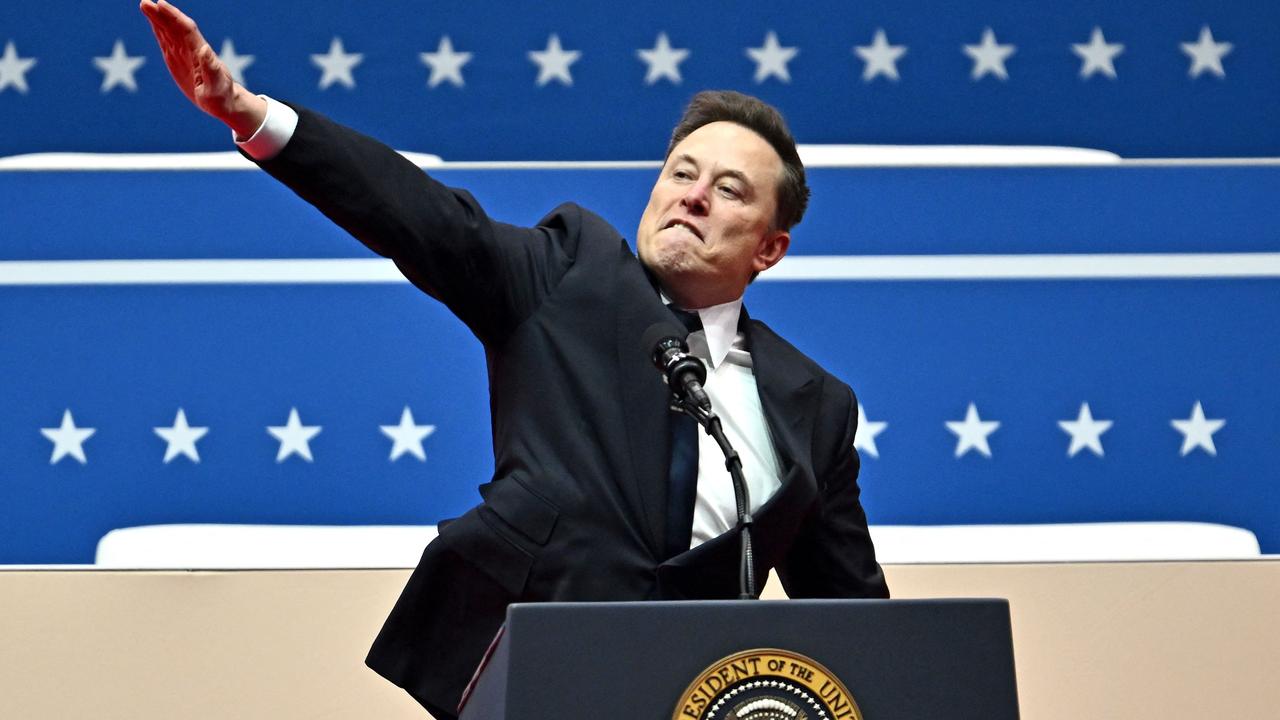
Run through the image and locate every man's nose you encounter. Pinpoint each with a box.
[679,180,710,214]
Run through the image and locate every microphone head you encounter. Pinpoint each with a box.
[641,322,687,370]
[642,322,707,396]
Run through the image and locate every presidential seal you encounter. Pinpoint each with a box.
[672,649,864,720]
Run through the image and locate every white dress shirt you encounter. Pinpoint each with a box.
[676,298,784,548]
[236,98,784,550]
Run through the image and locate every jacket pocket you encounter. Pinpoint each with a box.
[477,472,560,546]
[444,506,536,598]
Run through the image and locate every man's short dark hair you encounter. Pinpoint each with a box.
[665,90,810,231]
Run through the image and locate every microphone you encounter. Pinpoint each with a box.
[642,321,757,599]
[642,323,711,411]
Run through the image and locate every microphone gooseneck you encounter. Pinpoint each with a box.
[643,322,757,600]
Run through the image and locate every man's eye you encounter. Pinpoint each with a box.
[719,185,740,198]
[673,170,692,180]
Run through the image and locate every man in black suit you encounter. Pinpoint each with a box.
[143,2,888,718]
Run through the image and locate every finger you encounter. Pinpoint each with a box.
[141,2,172,48]
[159,0,200,28]
[143,5,199,103]
[144,20,176,72]
[150,2,202,74]
[153,15,188,59]
[140,1,170,43]
[149,1,186,36]
[145,9,187,69]
[146,5,187,58]
[155,1,208,54]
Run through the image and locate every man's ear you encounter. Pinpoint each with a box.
[752,230,790,273]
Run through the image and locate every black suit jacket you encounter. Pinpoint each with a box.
[255,105,888,719]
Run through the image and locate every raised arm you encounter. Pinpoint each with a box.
[138,0,578,348]
[140,0,266,138]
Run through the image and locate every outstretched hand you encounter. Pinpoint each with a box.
[140,0,266,137]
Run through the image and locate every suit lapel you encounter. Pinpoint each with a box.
[614,253,683,557]
[743,310,821,503]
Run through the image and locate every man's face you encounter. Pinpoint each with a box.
[637,121,790,309]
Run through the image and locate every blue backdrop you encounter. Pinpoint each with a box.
[1,0,1278,158]
[2,164,1277,562]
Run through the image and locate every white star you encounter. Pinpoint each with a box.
[267,408,322,463]
[853,403,888,459]
[1071,27,1124,80]
[1057,403,1113,458]
[0,41,37,94]
[528,34,580,87]
[853,29,907,82]
[637,32,689,85]
[40,410,95,465]
[93,39,145,93]
[963,28,1016,81]
[379,406,437,462]
[1181,26,1232,79]
[311,37,363,90]
[420,36,472,88]
[1171,401,1226,457]
[153,408,209,464]
[218,39,255,86]
[746,31,798,84]
[945,403,1000,458]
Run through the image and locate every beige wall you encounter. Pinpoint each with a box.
[1,561,1276,719]
[878,561,1280,719]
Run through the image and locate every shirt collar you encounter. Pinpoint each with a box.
[663,294,743,369]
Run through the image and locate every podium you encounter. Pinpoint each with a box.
[460,599,1019,719]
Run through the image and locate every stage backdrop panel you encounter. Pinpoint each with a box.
[1,163,1278,562]
[0,0,1278,158]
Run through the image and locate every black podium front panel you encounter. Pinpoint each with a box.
[462,599,1018,719]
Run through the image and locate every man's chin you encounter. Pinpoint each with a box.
[651,265,717,307]
[644,249,695,281]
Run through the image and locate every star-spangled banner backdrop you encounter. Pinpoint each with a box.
[1,163,1278,563]
[0,0,1278,158]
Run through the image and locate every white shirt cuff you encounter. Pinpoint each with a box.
[234,95,299,161]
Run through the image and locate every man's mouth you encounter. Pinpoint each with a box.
[662,218,704,241]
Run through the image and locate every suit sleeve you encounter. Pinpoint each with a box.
[252,104,573,347]
[776,384,890,599]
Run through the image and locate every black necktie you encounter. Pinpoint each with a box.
[664,307,702,558]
